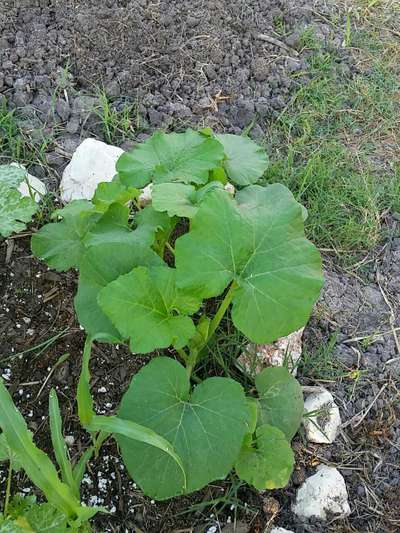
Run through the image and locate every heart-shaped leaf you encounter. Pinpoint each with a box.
[117,357,249,499]
[256,367,304,441]
[0,164,27,188]
[152,181,223,218]
[75,238,162,341]
[98,266,200,353]
[175,186,323,343]
[117,130,224,188]
[215,134,268,186]
[235,424,294,490]
[0,183,38,238]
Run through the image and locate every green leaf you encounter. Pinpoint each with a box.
[215,134,268,186]
[152,183,198,218]
[235,424,294,490]
[92,175,139,212]
[0,184,38,238]
[99,266,199,353]
[48,390,76,496]
[0,434,22,471]
[256,367,304,441]
[152,181,223,218]
[118,357,249,499]
[31,201,131,272]
[117,130,224,188]
[23,503,68,532]
[0,379,95,524]
[76,338,185,486]
[175,186,323,343]
[75,236,162,341]
[0,165,27,188]
[31,201,98,271]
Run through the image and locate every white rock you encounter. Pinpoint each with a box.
[292,465,350,520]
[11,163,46,202]
[303,389,341,444]
[224,182,235,196]
[60,138,123,202]
[139,183,153,206]
[237,328,304,377]
[271,528,295,533]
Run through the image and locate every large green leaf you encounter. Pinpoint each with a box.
[235,424,294,490]
[0,184,38,238]
[75,237,162,340]
[215,134,268,186]
[175,186,323,343]
[0,165,27,188]
[118,357,249,499]
[98,266,199,353]
[31,201,130,271]
[256,367,304,441]
[117,130,224,188]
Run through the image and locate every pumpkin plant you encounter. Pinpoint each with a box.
[31,129,323,500]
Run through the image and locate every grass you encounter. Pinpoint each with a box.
[263,3,400,262]
[94,90,142,144]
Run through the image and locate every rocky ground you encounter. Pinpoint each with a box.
[1,0,400,532]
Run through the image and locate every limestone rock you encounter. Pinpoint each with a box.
[303,389,341,444]
[292,465,350,520]
[237,328,304,378]
[60,138,123,202]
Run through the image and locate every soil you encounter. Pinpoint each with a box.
[1,1,400,533]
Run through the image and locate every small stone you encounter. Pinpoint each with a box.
[64,435,75,447]
[224,182,235,196]
[270,528,295,533]
[60,138,123,202]
[303,389,341,444]
[10,163,46,202]
[237,328,304,377]
[292,465,350,520]
[262,496,279,515]
[139,183,153,206]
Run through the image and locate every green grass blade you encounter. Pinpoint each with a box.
[87,415,187,490]
[49,389,76,496]
[0,379,84,522]
[72,446,94,490]
[77,336,95,426]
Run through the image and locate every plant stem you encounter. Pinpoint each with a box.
[176,347,188,363]
[186,281,237,377]
[4,460,12,516]
[165,242,175,256]
[207,281,237,342]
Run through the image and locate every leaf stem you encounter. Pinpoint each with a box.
[165,242,175,256]
[176,347,189,363]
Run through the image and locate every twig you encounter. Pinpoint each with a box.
[256,33,299,56]
[376,269,400,354]
[342,383,388,429]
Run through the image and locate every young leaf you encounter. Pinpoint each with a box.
[75,237,162,341]
[92,175,139,212]
[235,424,294,490]
[256,367,304,441]
[98,266,199,353]
[117,357,249,500]
[117,130,224,188]
[152,181,223,218]
[0,164,27,188]
[175,186,323,343]
[48,390,76,496]
[215,134,268,186]
[1,497,69,532]
[134,204,175,246]
[0,379,94,524]
[0,183,38,238]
